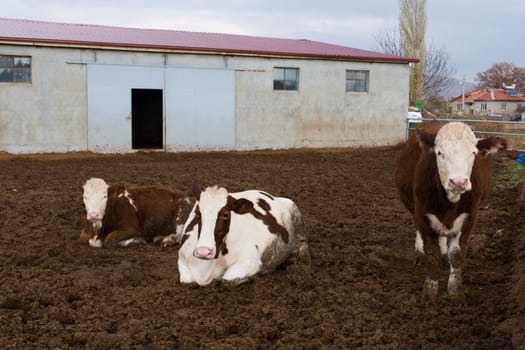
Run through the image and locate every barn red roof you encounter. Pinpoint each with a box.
[451,88,525,103]
[0,18,417,63]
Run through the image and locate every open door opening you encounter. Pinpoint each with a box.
[132,89,163,149]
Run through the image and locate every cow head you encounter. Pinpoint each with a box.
[190,184,253,260]
[417,122,506,203]
[82,178,110,223]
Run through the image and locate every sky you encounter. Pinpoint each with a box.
[2,0,524,85]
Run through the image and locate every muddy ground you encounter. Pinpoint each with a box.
[0,146,524,349]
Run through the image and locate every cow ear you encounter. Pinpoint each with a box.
[191,181,203,200]
[477,136,507,157]
[416,128,436,151]
[231,198,254,215]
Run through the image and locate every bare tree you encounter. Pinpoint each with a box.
[399,0,426,104]
[374,31,455,101]
[374,28,402,56]
[422,42,455,99]
[476,62,525,92]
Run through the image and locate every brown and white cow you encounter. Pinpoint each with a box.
[394,121,507,300]
[80,178,191,248]
[177,184,310,286]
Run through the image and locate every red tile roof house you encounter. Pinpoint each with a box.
[0,18,417,153]
[450,88,525,120]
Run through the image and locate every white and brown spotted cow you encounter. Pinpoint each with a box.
[394,121,507,300]
[80,178,191,248]
[177,183,310,286]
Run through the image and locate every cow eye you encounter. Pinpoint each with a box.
[220,212,230,220]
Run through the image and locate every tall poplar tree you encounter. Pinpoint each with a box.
[399,0,426,105]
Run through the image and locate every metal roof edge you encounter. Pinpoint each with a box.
[0,37,417,64]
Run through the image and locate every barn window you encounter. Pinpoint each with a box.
[0,55,31,83]
[346,70,368,92]
[273,67,298,90]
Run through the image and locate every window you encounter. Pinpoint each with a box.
[273,67,298,90]
[346,70,368,92]
[480,103,487,111]
[0,55,31,83]
[501,103,507,111]
[456,103,463,111]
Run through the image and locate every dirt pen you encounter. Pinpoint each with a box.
[1,145,524,349]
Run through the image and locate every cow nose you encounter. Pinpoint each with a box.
[449,177,469,191]
[194,246,214,260]
[87,211,100,220]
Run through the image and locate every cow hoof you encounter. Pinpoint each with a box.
[448,289,466,304]
[448,274,465,303]
[223,277,250,287]
[152,235,165,245]
[414,252,424,265]
[161,238,177,248]
[422,278,439,302]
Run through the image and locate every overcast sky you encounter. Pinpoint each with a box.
[3,0,523,84]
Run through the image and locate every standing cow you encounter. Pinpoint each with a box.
[81,178,191,248]
[177,184,310,286]
[394,121,506,300]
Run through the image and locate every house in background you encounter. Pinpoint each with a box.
[450,85,525,120]
[0,18,417,154]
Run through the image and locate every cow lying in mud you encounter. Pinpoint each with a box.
[394,121,506,300]
[80,178,191,248]
[177,184,310,286]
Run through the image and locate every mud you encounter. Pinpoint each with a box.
[0,146,524,349]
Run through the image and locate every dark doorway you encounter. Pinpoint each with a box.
[131,89,163,149]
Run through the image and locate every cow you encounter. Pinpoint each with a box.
[394,121,507,300]
[177,183,311,286]
[80,178,191,248]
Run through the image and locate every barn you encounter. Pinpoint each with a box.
[0,18,417,154]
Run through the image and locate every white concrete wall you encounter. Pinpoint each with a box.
[0,46,87,153]
[0,44,410,153]
[231,57,409,149]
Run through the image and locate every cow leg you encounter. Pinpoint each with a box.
[414,230,424,264]
[415,230,447,263]
[160,232,183,247]
[104,230,142,247]
[447,231,466,299]
[419,230,442,302]
[177,257,196,284]
[223,257,261,285]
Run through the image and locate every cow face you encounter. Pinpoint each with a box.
[82,178,110,222]
[191,186,252,260]
[418,122,478,203]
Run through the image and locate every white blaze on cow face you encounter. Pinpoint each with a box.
[434,123,478,203]
[82,178,110,222]
[193,186,230,260]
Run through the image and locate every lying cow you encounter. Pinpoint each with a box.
[80,178,191,248]
[394,121,506,300]
[177,184,310,286]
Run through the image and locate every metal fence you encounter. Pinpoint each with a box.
[406,118,525,150]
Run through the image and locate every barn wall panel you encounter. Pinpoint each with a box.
[87,65,164,153]
[0,46,87,153]
[165,68,235,151]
